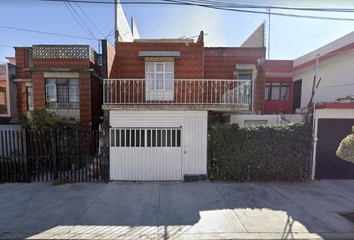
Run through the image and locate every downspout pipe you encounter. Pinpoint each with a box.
[311,54,320,180]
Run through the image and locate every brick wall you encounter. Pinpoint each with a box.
[16,82,27,116]
[79,72,91,130]
[91,73,103,130]
[204,47,266,113]
[32,72,45,109]
[241,23,265,48]
[15,48,32,116]
[114,41,204,79]
[32,58,90,69]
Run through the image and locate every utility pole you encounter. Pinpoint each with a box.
[114,0,118,42]
[311,54,320,180]
[267,8,271,60]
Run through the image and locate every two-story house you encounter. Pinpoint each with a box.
[102,27,266,181]
[14,45,103,130]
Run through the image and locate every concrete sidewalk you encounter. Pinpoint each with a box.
[1,180,354,239]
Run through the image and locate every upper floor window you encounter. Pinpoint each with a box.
[145,62,174,101]
[265,82,290,101]
[45,79,79,109]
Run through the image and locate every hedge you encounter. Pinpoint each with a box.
[210,122,312,182]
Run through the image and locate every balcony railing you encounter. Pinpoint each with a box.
[104,79,252,106]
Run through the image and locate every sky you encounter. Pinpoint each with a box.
[2,0,354,63]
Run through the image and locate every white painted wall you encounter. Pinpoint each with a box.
[294,31,354,68]
[315,108,354,119]
[294,54,354,108]
[230,114,280,125]
[109,110,208,180]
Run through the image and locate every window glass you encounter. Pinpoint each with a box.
[165,63,174,72]
[145,62,174,101]
[146,62,154,72]
[69,85,79,102]
[271,86,280,100]
[265,82,290,101]
[46,84,56,102]
[156,63,164,72]
[239,74,252,80]
[45,78,79,108]
[27,86,34,111]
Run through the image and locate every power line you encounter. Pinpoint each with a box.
[272,23,354,49]
[63,0,96,38]
[0,25,97,40]
[72,0,106,39]
[31,0,354,22]
[64,0,98,39]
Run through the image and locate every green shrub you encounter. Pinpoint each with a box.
[52,177,69,186]
[210,122,312,182]
[336,126,354,163]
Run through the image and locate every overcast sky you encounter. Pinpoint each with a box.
[1,0,354,63]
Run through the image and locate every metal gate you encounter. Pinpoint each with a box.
[316,118,354,179]
[110,128,182,181]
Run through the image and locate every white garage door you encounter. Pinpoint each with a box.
[110,128,182,181]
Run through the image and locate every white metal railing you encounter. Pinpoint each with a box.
[103,79,252,106]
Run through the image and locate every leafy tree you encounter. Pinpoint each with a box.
[18,108,81,130]
[336,126,354,163]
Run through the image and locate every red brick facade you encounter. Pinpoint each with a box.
[204,47,266,113]
[114,42,204,79]
[15,47,102,130]
[111,41,266,112]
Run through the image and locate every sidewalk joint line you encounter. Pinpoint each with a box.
[74,183,108,226]
[266,182,336,232]
[212,182,249,233]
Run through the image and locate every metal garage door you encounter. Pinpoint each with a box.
[316,118,354,179]
[110,128,182,181]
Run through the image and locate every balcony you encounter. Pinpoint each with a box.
[103,79,252,111]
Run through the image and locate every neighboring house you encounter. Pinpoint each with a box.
[0,57,17,126]
[265,31,354,114]
[101,6,266,181]
[14,45,103,130]
[266,31,354,179]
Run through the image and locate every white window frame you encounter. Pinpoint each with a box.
[145,62,174,101]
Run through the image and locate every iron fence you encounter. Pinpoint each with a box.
[0,128,102,183]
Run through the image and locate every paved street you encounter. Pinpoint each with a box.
[1,180,354,239]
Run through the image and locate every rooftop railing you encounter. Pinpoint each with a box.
[0,65,6,75]
[103,79,252,106]
[33,45,100,64]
